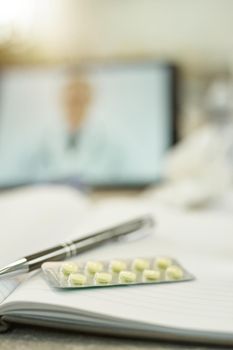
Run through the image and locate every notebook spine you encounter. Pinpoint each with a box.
[0,315,11,332]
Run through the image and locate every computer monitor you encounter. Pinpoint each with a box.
[0,61,178,188]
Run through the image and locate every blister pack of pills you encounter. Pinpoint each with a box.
[42,256,195,289]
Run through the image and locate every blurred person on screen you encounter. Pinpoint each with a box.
[22,74,125,183]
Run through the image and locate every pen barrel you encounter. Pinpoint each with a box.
[27,246,68,271]
[70,218,150,254]
[68,216,153,256]
[27,215,154,271]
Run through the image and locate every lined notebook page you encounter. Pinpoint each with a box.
[1,196,233,335]
[0,186,148,304]
[2,253,233,335]
[0,185,90,303]
[0,280,19,304]
[2,213,233,335]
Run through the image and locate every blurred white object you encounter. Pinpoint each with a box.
[158,74,233,209]
[161,122,233,209]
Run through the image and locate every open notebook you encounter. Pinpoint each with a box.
[0,187,233,346]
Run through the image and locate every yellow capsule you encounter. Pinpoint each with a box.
[95,272,112,284]
[155,257,172,270]
[143,269,160,281]
[166,265,184,280]
[69,273,87,286]
[119,271,136,283]
[132,258,150,272]
[85,261,103,275]
[110,260,127,273]
[60,262,78,276]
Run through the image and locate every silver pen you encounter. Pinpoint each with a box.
[0,215,154,279]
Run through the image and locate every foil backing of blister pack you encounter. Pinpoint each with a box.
[42,256,195,289]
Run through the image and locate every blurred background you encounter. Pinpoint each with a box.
[1,0,233,132]
[1,2,233,344]
[1,0,233,206]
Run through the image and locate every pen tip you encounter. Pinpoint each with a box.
[0,258,28,279]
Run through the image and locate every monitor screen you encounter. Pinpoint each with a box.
[0,62,177,187]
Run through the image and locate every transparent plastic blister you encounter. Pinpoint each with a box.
[42,256,195,289]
